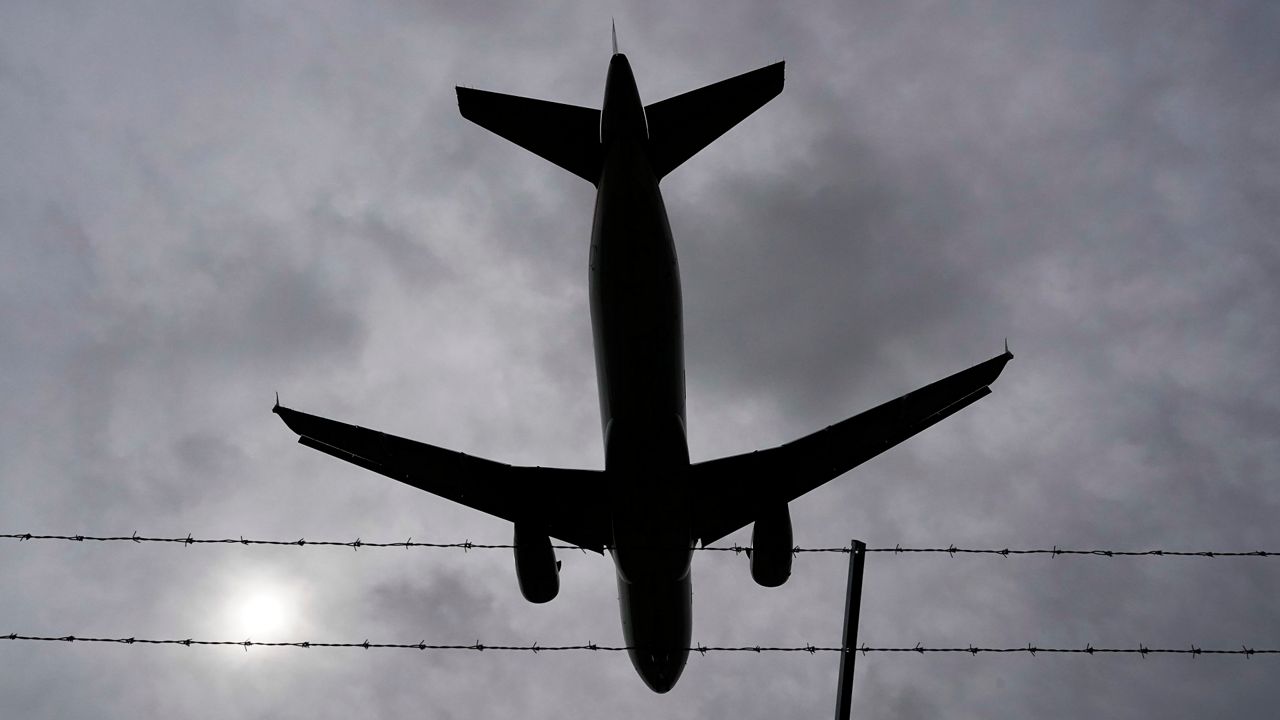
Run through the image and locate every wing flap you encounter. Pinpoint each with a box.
[689,349,1013,546]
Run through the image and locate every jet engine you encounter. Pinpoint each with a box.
[749,503,793,587]
[513,522,561,603]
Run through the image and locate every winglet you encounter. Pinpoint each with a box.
[611,20,618,55]
[273,392,281,413]
[1004,338,1013,359]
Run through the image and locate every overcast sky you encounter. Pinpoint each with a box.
[3,1,1279,718]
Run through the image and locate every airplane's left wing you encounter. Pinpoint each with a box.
[273,405,610,552]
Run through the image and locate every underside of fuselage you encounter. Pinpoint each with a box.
[591,52,695,693]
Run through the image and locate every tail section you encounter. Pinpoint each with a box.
[456,88,603,184]
[456,57,784,184]
[644,61,784,179]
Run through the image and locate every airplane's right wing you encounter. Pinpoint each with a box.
[688,349,1013,546]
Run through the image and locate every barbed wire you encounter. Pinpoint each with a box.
[2,532,1276,558]
[2,634,1275,657]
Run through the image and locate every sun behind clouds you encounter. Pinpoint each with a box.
[223,579,302,640]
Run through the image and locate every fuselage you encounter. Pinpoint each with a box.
[589,53,693,693]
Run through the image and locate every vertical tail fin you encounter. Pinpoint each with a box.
[456,88,603,184]
[644,61,784,179]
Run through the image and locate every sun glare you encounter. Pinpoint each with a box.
[226,583,300,639]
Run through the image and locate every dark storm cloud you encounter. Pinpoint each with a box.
[368,566,507,643]
[2,1,1278,719]
[13,215,370,525]
[307,202,454,292]
[680,129,982,425]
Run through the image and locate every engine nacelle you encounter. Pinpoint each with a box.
[749,503,793,587]
[513,522,560,603]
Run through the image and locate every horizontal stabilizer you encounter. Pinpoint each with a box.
[689,348,1013,546]
[645,61,784,179]
[274,405,609,552]
[457,88,603,184]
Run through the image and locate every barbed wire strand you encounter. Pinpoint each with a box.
[2,533,1276,558]
[1,634,1275,657]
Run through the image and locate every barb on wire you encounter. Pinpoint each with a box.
[2,533,1276,558]
[1,634,1275,656]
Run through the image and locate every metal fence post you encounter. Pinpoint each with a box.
[834,539,867,720]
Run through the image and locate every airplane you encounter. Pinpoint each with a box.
[274,36,1012,693]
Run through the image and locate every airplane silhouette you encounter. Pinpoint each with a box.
[274,41,1012,693]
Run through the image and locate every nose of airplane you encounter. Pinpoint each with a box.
[638,650,687,694]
